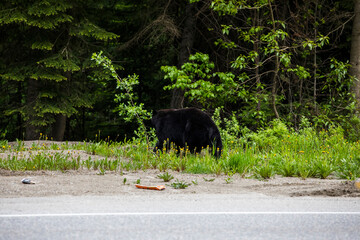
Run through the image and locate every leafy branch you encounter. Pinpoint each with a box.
[91,51,151,145]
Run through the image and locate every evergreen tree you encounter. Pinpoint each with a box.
[0,0,119,140]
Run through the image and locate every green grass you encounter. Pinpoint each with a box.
[157,172,174,182]
[0,123,359,180]
[170,179,191,189]
[0,152,81,171]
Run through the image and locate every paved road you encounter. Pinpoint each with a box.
[1,193,360,239]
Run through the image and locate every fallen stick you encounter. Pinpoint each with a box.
[135,184,165,191]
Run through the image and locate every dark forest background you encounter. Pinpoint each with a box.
[1,0,360,142]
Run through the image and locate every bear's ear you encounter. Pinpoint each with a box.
[152,109,157,115]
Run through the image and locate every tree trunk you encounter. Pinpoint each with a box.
[53,114,67,141]
[268,0,280,119]
[17,81,23,139]
[350,0,360,114]
[271,58,280,119]
[25,79,39,140]
[170,3,196,109]
[52,71,71,141]
[254,8,262,127]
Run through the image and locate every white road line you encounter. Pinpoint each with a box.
[1,212,360,218]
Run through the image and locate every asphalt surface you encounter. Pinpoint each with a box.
[1,193,360,239]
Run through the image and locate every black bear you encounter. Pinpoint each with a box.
[152,108,222,158]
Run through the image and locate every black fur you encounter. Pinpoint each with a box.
[152,108,222,158]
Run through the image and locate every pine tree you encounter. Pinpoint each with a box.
[0,0,119,140]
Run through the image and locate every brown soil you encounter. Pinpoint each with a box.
[1,141,359,198]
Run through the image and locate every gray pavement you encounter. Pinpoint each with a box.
[1,193,360,239]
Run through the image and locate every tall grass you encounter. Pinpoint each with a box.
[0,120,359,180]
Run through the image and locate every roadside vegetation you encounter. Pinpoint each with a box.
[1,1,360,184]
[1,118,359,181]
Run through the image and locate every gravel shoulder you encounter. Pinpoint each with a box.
[0,141,359,198]
[1,169,359,198]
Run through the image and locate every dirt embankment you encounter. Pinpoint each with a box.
[1,169,359,198]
